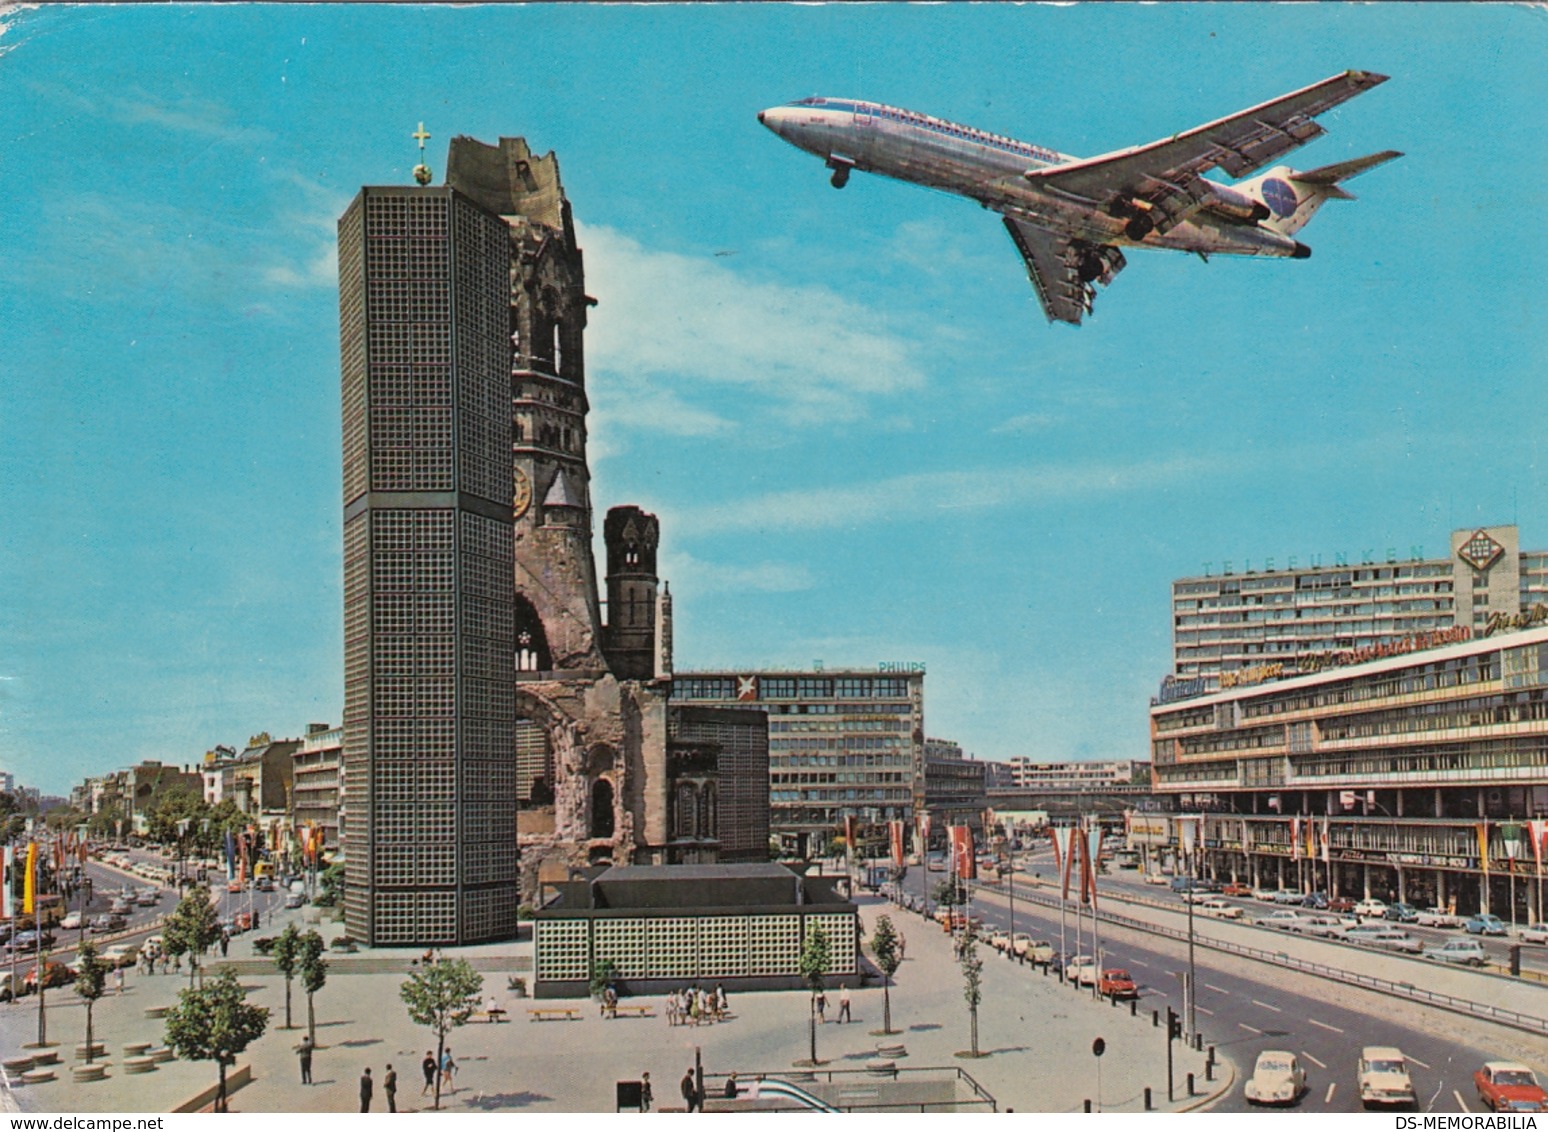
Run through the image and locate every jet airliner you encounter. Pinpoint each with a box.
[758,72,1399,325]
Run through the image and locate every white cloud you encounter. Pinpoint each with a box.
[673,453,1222,535]
[112,89,272,146]
[579,224,926,429]
[660,549,816,596]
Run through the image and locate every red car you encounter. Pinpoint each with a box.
[22,961,76,993]
[1098,968,1138,1000]
[1223,883,1252,897]
[1474,1063,1548,1113]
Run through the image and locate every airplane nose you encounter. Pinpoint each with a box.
[757,110,766,125]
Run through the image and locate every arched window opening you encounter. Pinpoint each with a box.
[590,778,615,840]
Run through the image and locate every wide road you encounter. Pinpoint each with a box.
[895,862,1527,1114]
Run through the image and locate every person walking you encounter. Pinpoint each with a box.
[665,990,678,1027]
[838,984,852,1024]
[297,1035,314,1084]
[641,1072,653,1112]
[359,1067,373,1113]
[219,930,229,958]
[680,1067,700,1112]
[114,967,124,996]
[384,1064,397,1112]
[440,1048,457,1093]
[420,1051,436,1097]
[814,988,827,1024]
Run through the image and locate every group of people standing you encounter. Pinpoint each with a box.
[664,984,729,1026]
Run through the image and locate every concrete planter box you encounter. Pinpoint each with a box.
[2,1057,35,1075]
[148,1047,175,1064]
[75,1042,106,1060]
[30,1050,60,1066]
[144,1006,169,1019]
[20,1069,56,1085]
[123,1057,158,1075]
[71,1064,107,1083]
[122,1042,153,1057]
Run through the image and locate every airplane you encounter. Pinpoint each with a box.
[758,72,1399,325]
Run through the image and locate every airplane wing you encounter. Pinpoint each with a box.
[1025,70,1388,209]
[1002,217,1125,325]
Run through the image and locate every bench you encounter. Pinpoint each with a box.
[478,1008,510,1024]
[527,1006,580,1022]
[612,1005,655,1019]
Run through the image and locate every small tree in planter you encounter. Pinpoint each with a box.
[164,969,269,1112]
[957,922,984,1059]
[796,924,831,1066]
[298,930,328,1046]
[400,957,482,1111]
[588,957,619,999]
[73,942,110,1063]
[870,916,902,1036]
[269,924,301,1029]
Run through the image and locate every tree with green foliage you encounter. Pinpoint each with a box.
[163,968,269,1112]
[163,884,222,988]
[931,879,964,908]
[314,861,346,908]
[145,788,207,845]
[958,921,984,1058]
[797,924,831,1066]
[870,916,902,1036]
[270,923,302,1029]
[85,805,124,840]
[73,941,111,1064]
[400,958,482,1111]
[298,930,327,1045]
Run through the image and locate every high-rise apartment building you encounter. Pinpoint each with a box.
[338,183,517,946]
[1167,525,1548,693]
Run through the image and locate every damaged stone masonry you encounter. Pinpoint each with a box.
[339,136,769,946]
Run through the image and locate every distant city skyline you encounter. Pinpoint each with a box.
[6,5,1548,795]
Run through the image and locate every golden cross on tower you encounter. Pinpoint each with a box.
[412,121,433,186]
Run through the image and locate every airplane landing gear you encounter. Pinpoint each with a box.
[830,166,851,189]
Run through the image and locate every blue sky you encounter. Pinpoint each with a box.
[4,4,1548,796]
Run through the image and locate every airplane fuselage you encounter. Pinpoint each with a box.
[759,97,1303,258]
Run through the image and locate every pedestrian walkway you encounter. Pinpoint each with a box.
[0,897,1220,1113]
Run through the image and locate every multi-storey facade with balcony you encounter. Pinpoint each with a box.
[1151,622,1548,919]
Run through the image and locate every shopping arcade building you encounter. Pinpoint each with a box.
[1149,622,1548,920]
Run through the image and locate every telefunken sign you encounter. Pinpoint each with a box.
[1199,546,1427,577]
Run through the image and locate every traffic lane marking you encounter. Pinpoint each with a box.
[1205,983,1230,994]
[1325,1082,1336,1105]
[1238,1022,1262,1035]
[1301,1051,1327,1069]
[1306,1017,1343,1033]
[1407,1055,1431,1070]
[1251,999,1282,1012]
[1454,1090,1469,1112]
[1196,1006,1215,1016]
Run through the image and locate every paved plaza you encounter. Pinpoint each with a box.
[1,896,1219,1114]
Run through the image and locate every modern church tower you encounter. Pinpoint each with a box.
[337,184,519,946]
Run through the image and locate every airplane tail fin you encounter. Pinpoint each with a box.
[1249,149,1401,238]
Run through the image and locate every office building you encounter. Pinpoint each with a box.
[1006,758,1148,790]
[672,668,924,856]
[292,723,344,853]
[1150,620,1548,919]
[338,176,518,946]
[1168,524,1548,692]
[922,738,987,834]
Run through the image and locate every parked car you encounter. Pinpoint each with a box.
[1245,1050,1307,1106]
[1250,887,1280,902]
[99,944,139,969]
[1222,883,1252,897]
[284,892,306,910]
[1474,1063,1548,1113]
[987,930,1012,953]
[1197,898,1244,919]
[1065,956,1098,986]
[1416,907,1465,928]
[1098,968,1138,1000]
[1143,873,1168,886]
[1301,892,1330,910]
[1294,914,1354,937]
[1015,937,1054,964]
[9,930,55,952]
[1253,910,1305,929]
[22,961,75,992]
[0,971,13,1002]
[1424,939,1488,966]
[1273,889,1307,905]
[1354,898,1389,918]
[1466,914,1508,936]
[1358,1046,1417,1109]
[1383,903,1419,923]
[1369,929,1423,955]
[1520,923,1548,945]
[1328,896,1356,914]
[1340,924,1390,945]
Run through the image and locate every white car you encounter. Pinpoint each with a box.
[1143,873,1168,885]
[1424,939,1488,966]
[1065,955,1098,986]
[1197,898,1244,919]
[1253,910,1306,929]
[1354,898,1389,918]
[1416,907,1466,929]
[1359,1046,1417,1108]
[1015,937,1054,963]
[60,912,84,931]
[1519,923,1548,945]
[1245,1050,1307,1106]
